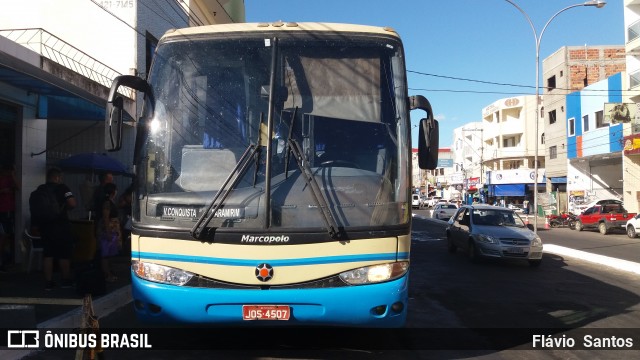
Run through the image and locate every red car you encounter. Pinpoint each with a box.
[575,203,636,235]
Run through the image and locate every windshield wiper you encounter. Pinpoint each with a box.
[190,144,261,240]
[287,138,342,239]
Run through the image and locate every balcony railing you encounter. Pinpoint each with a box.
[628,19,640,43]
[630,69,640,89]
[0,28,132,98]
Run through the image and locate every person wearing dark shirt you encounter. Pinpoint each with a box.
[97,183,120,282]
[38,167,76,291]
[91,172,113,220]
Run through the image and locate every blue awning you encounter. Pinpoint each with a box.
[550,177,567,184]
[493,184,525,196]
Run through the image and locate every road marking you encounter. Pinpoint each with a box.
[544,244,640,275]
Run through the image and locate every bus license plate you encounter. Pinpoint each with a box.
[242,305,290,320]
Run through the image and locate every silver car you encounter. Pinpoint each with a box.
[445,205,543,267]
[432,203,458,221]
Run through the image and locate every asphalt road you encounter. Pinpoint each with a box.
[19,213,640,360]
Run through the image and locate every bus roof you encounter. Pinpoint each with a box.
[162,22,400,40]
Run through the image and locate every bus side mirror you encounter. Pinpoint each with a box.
[410,95,439,169]
[105,75,150,152]
[106,96,124,151]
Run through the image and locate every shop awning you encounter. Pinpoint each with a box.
[493,184,525,196]
[550,177,567,184]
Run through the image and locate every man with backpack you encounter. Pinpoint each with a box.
[30,167,76,290]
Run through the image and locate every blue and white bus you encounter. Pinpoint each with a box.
[105,22,438,327]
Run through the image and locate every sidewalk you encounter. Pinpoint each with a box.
[0,254,132,328]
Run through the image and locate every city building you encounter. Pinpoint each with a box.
[451,122,484,203]
[419,148,454,200]
[623,0,640,214]
[0,0,244,264]
[541,45,626,212]
[565,73,628,213]
[480,95,544,209]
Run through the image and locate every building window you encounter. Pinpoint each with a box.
[503,136,516,148]
[541,132,545,144]
[507,160,522,169]
[548,110,557,125]
[583,114,590,132]
[596,110,607,128]
[547,75,556,90]
[568,118,575,136]
[550,145,557,159]
[145,31,158,77]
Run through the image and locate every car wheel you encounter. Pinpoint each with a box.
[467,241,479,263]
[627,225,637,239]
[446,234,457,253]
[575,221,583,232]
[598,222,608,235]
[528,259,542,268]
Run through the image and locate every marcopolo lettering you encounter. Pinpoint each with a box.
[241,234,290,243]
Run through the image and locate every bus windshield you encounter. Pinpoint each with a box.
[137,33,410,235]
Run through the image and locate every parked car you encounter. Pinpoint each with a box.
[445,204,543,267]
[626,213,640,238]
[575,203,636,235]
[431,203,458,221]
[411,194,422,209]
[574,198,622,214]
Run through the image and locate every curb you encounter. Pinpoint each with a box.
[543,244,640,275]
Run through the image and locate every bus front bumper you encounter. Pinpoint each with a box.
[131,271,409,328]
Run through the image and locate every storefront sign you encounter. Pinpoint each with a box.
[623,133,640,155]
[604,103,637,124]
[467,177,479,190]
[487,169,544,184]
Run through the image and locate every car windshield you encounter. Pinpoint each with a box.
[472,209,525,227]
[442,205,457,209]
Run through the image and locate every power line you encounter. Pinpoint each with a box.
[408,69,640,95]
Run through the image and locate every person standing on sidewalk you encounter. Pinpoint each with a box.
[91,172,113,220]
[31,167,77,290]
[96,183,120,282]
[0,163,20,272]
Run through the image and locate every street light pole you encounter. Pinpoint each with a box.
[503,0,606,234]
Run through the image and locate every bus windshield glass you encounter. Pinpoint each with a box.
[137,33,410,234]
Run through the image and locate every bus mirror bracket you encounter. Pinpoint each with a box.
[409,95,439,170]
[105,75,150,152]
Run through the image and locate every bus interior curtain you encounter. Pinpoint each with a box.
[283,52,381,122]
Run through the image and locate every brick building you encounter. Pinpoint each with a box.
[541,45,626,212]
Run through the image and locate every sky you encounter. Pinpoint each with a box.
[244,0,625,148]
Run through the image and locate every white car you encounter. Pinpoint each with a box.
[432,203,458,221]
[626,213,640,238]
[412,194,422,209]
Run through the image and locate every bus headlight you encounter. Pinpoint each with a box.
[132,260,194,286]
[339,261,409,285]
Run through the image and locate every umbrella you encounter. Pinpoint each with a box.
[58,153,132,176]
